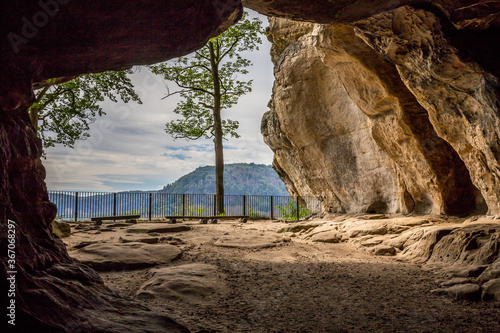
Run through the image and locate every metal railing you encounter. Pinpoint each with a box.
[48,191,322,222]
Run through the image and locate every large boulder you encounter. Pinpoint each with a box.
[52,220,71,238]
[136,263,223,303]
[264,17,488,215]
[71,242,182,271]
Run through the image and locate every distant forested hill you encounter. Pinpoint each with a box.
[160,163,289,195]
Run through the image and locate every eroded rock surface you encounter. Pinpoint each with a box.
[264,7,499,215]
[245,0,500,28]
[71,243,182,271]
[126,223,191,234]
[214,234,285,249]
[2,0,500,330]
[284,215,500,302]
[136,264,223,303]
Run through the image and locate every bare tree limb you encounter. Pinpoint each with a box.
[195,51,210,61]
[161,87,191,100]
[219,37,240,61]
[199,102,214,110]
[32,75,79,90]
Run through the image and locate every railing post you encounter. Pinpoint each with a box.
[242,195,246,216]
[182,194,186,217]
[75,192,78,222]
[113,192,117,216]
[213,194,217,216]
[149,193,152,220]
[270,196,274,220]
[296,196,300,221]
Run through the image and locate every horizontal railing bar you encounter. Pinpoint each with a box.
[48,191,322,221]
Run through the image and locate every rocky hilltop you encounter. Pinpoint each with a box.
[161,163,288,196]
[263,7,500,216]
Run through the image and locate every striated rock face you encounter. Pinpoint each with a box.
[245,0,500,30]
[263,20,402,214]
[1,1,241,331]
[264,4,500,215]
[355,6,500,214]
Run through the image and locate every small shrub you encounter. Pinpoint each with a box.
[276,200,311,220]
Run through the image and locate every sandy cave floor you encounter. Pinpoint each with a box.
[64,219,500,333]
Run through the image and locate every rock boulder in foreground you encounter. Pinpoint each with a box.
[72,243,182,271]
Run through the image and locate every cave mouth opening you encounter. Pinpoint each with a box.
[366,200,389,214]
[4,1,500,331]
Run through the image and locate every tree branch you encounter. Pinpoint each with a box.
[168,71,215,97]
[219,37,241,61]
[39,88,69,110]
[180,63,212,73]
[174,81,214,96]
[199,102,214,110]
[161,88,191,100]
[219,79,230,95]
[195,51,210,61]
[32,75,79,90]
[173,124,213,140]
[33,86,50,105]
[216,39,221,61]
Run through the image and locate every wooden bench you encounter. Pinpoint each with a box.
[164,215,249,224]
[164,215,249,219]
[91,214,140,225]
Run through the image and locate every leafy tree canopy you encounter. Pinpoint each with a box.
[30,70,141,153]
[149,11,265,214]
[148,12,265,141]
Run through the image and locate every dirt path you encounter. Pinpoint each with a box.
[76,220,500,333]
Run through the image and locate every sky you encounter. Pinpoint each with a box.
[44,10,275,192]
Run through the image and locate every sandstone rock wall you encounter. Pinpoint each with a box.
[263,20,402,214]
[356,6,500,214]
[264,8,499,215]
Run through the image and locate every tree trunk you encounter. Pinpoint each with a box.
[209,41,224,215]
[29,106,40,131]
[30,85,50,132]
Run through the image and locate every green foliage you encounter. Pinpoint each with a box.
[247,206,267,219]
[123,208,138,215]
[148,12,265,141]
[277,200,312,220]
[161,163,288,196]
[30,70,141,152]
[174,199,209,216]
